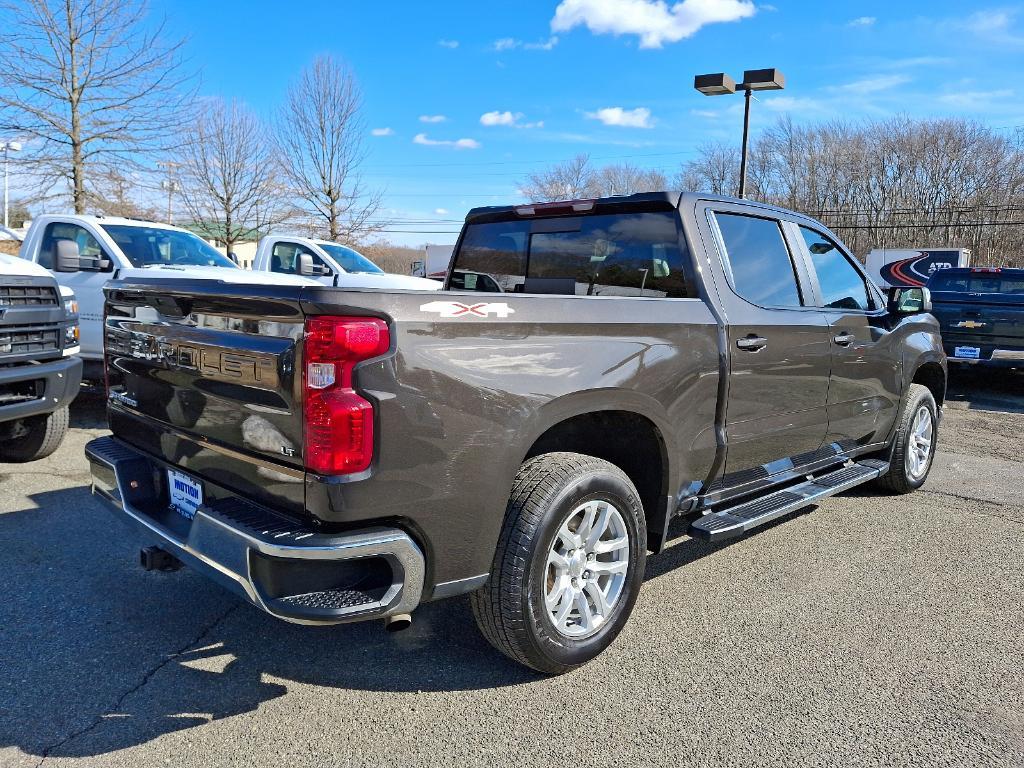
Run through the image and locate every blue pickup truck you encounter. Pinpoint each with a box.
[928,267,1024,367]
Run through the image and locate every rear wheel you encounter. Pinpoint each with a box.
[0,407,70,463]
[874,384,937,494]
[471,452,647,675]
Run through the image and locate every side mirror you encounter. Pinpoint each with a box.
[651,258,671,279]
[297,253,315,276]
[892,286,932,315]
[54,240,81,272]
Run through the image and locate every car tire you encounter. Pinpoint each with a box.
[873,384,937,494]
[470,452,647,675]
[0,406,70,463]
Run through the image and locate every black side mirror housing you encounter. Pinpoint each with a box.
[54,240,81,273]
[890,286,932,315]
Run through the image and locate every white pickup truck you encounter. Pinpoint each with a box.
[16,215,317,377]
[250,234,440,291]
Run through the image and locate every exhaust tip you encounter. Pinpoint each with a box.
[384,613,412,633]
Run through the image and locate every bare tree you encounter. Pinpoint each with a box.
[0,0,193,212]
[86,168,158,219]
[175,99,291,255]
[595,164,667,196]
[678,116,1024,265]
[520,154,598,201]
[275,56,382,243]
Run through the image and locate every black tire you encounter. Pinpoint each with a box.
[471,452,647,675]
[873,384,937,494]
[0,407,70,463]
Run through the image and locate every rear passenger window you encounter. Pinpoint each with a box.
[451,211,692,298]
[714,213,803,307]
[799,227,872,311]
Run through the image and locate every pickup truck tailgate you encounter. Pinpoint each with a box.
[104,279,308,517]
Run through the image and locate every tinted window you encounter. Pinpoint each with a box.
[39,223,103,269]
[714,213,802,307]
[269,242,325,274]
[102,225,236,269]
[800,227,871,311]
[319,243,383,274]
[929,272,1024,294]
[451,211,690,297]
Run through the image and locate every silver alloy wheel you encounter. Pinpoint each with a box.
[905,405,934,480]
[544,499,630,639]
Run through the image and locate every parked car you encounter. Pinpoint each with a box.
[85,192,945,674]
[251,234,441,291]
[927,266,1024,367]
[0,251,82,461]
[18,214,243,378]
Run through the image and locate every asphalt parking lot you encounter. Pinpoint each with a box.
[2,369,1023,768]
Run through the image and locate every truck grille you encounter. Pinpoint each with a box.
[0,326,60,356]
[0,285,59,307]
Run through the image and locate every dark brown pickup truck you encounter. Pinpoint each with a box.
[86,192,946,674]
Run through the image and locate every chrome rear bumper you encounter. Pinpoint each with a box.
[85,435,425,625]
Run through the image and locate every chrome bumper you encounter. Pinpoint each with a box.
[85,435,425,625]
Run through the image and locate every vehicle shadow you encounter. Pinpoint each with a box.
[1,478,820,759]
[70,386,108,429]
[946,368,1024,414]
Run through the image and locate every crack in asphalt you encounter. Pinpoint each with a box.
[32,603,240,767]
[921,488,1024,527]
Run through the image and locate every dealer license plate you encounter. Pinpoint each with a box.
[167,469,203,520]
[954,346,981,359]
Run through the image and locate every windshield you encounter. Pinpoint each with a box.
[101,225,238,269]
[319,243,383,274]
[929,271,1024,295]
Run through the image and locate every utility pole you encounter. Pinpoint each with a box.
[1,140,23,229]
[157,161,181,224]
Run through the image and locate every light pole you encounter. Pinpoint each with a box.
[157,160,181,224]
[693,68,785,199]
[1,140,23,229]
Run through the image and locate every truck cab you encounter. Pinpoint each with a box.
[18,214,240,374]
[251,234,440,291]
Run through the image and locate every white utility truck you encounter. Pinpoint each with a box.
[250,235,440,291]
[17,215,317,377]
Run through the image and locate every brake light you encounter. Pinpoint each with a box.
[515,199,596,216]
[303,316,390,475]
[971,268,1001,273]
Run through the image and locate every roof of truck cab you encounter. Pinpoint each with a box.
[464,191,815,223]
[32,213,190,232]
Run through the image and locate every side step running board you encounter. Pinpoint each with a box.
[689,459,889,542]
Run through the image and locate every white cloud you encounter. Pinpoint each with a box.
[690,108,721,119]
[760,96,827,112]
[434,208,449,215]
[438,39,459,48]
[964,9,1024,45]
[413,133,481,149]
[480,110,520,126]
[525,36,559,50]
[493,36,559,51]
[370,127,394,137]
[832,74,911,94]
[848,16,876,27]
[939,89,1014,109]
[479,111,544,129]
[584,106,652,128]
[419,114,447,123]
[551,0,756,48]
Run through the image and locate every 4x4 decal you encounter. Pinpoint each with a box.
[420,301,515,318]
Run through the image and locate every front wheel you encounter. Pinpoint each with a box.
[471,452,647,675]
[0,407,70,463]
[874,384,937,494]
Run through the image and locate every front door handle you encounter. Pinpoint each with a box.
[833,332,856,346]
[736,335,768,351]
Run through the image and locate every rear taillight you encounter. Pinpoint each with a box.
[303,316,390,475]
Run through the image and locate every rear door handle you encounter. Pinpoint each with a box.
[736,335,768,351]
[833,332,856,346]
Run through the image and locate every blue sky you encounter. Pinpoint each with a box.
[150,1,1024,244]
